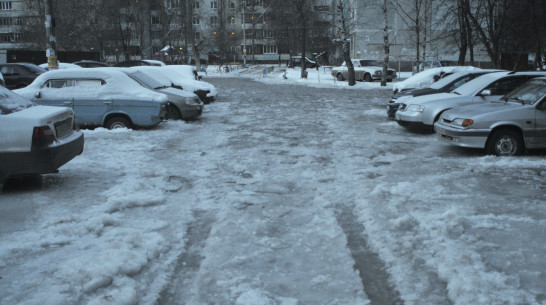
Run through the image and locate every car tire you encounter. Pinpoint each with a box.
[336,73,345,81]
[106,116,132,130]
[486,129,523,156]
[364,74,372,82]
[166,104,182,120]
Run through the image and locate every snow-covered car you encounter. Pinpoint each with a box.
[120,68,204,121]
[386,69,502,120]
[434,77,546,156]
[39,62,83,70]
[0,86,84,183]
[395,71,546,132]
[392,66,478,94]
[14,68,168,129]
[331,59,396,82]
[130,65,218,104]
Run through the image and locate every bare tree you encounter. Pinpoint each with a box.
[392,0,426,71]
[335,0,355,85]
[381,0,390,86]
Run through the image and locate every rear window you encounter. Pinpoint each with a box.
[0,86,35,115]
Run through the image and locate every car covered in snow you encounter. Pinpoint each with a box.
[386,69,502,120]
[395,71,546,132]
[331,59,396,82]
[14,68,168,129]
[120,68,204,121]
[130,65,218,104]
[434,77,546,156]
[0,86,84,183]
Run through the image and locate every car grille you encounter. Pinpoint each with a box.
[54,118,73,139]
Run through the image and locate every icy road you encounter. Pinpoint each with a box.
[1,76,545,305]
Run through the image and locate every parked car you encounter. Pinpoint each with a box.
[0,63,47,89]
[331,59,396,82]
[395,71,546,132]
[0,85,84,183]
[130,65,218,104]
[73,60,111,68]
[120,68,204,121]
[14,68,168,129]
[288,56,318,68]
[434,77,546,156]
[386,69,502,120]
[392,66,478,94]
[114,60,163,67]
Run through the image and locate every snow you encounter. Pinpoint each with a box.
[0,85,35,113]
[1,66,545,305]
[14,68,168,102]
[39,62,84,69]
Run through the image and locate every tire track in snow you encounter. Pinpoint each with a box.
[156,210,215,305]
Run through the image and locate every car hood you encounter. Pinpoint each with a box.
[402,92,457,105]
[441,102,522,120]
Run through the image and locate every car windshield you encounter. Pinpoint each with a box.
[127,71,166,89]
[0,86,35,114]
[452,72,507,96]
[360,60,379,66]
[502,79,546,105]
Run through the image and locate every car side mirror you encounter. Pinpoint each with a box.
[480,89,492,96]
[34,92,41,98]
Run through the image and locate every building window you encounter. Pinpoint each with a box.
[0,1,12,10]
[263,30,274,38]
[192,0,199,9]
[210,16,218,25]
[263,45,277,54]
[230,2,235,9]
[192,17,200,25]
[229,16,235,24]
[0,32,22,42]
[211,1,217,8]
[195,31,200,40]
[151,15,160,25]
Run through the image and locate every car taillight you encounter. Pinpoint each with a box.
[32,126,55,147]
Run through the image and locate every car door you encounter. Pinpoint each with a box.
[532,95,546,146]
[70,79,111,126]
[34,79,74,108]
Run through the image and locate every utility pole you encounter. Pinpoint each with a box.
[242,0,246,65]
[44,0,58,70]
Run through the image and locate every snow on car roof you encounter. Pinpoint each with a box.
[130,66,217,96]
[0,85,35,114]
[393,66,478,92]
[15,67,167,102]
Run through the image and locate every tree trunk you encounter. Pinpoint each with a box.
[381,0,389,87]
[142,0,152,59]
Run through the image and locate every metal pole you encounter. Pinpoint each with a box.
[44,0,58,70]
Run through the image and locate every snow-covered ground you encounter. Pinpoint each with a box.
[1,68,545,305]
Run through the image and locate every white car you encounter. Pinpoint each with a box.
[0,86,84,183]
[331,59,396,82]
[392,66,478,94]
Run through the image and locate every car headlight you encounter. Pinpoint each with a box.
[452,118,474,127]
[374,70,382,75]
[407,105,425,112]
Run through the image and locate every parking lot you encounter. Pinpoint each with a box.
[1,77,545,305]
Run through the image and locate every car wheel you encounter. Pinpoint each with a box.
[166,104,182,120]
[106,117,132,130]
[486,129,523,156]
[364,74,372,82]
[336,73,345,81]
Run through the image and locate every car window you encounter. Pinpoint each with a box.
[485,76,530,96]
[1,66,15,76]
[0,86,35,114]
[76,79,105,88]
[44,79,104,88]
[504,79,546,105]
[360,60,379,66]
